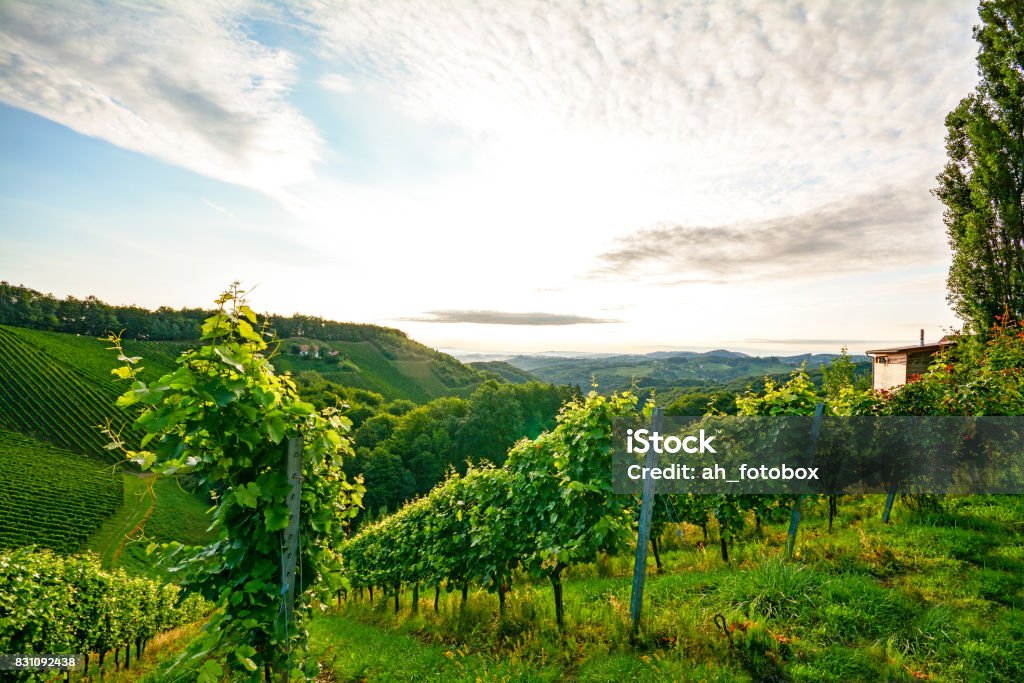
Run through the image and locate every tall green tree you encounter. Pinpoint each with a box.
[935,0,1024,331]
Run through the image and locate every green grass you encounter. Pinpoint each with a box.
[309,615,558,682]
[316,495,1023,682]
[0,429,123,552]
[84,474,215,579]
[85,474,158,568]
[115,476,216,578]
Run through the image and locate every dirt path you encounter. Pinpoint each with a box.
[84,471,157,568]
[110,483,157,564]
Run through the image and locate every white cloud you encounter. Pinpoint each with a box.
[318,73,354,94]
[302,0,978,220]
[0,0,321,199]
[594,182,945,284]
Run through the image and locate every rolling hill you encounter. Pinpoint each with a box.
[506,349,869,394]
[0,325,184,460]
[272,337,489,402]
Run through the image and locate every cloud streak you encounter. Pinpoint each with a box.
[404,310,620,326]
[593,185,945,284]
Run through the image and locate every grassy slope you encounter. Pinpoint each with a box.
[312,496,1023,682]
[274,338,486,402]
[84,474,215,579]
[87,474,156,568]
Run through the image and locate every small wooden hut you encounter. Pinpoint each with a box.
[866,330,952,391]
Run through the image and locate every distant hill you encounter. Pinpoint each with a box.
[506,350,868,394]
[468,361,540,384]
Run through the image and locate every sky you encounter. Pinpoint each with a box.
[0,0,983,356]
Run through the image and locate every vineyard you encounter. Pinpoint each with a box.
[4,328,183,392]
[0,311,1021,681]
[0,430,123,553]
[274,338,482,402]
[393,359,457,398]
[326,325,1024,681]
[316,494,1024,682]
[0,548,210,680]
[0,326,183,460]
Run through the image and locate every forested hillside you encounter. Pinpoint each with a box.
[0,281,502,402]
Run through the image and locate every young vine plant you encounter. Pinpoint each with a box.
[104,283,364,682]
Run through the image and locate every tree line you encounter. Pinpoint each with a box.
[0,281,414,346]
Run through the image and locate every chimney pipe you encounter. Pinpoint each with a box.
[920,329,924,347]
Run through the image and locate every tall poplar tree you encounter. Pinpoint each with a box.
[935,0,1024,332]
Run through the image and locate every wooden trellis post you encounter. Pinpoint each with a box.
[630,407,663,636]
[279,437,303,682]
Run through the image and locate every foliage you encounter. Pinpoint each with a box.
[0,548,210,681]
[105,285,363,680]
[506,391,639,626]
[663,360,871,417]
[934,0,1024,332]
[346,381,570,521]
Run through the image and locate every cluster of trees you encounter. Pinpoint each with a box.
[0,548,209,677]
[663,357,871,417]
[295,372,575,520]
[937,0,1024,332]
